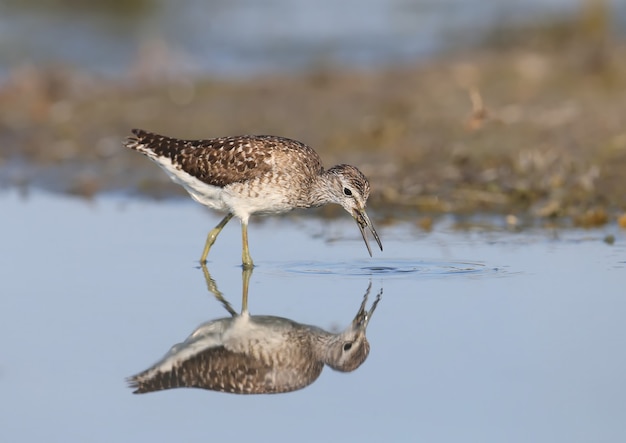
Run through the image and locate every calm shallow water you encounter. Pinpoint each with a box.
[2,0,625,77]
[2,191,625,443]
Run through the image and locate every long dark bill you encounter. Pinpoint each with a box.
[353,209,383,257]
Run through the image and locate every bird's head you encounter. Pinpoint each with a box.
[326,164,383,256]
[324,284,382,372]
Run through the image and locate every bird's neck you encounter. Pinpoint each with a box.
[309,329,341,363]
[306,169,341,208]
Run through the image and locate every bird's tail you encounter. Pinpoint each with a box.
[126,368,186,394]
[123,128,153,155]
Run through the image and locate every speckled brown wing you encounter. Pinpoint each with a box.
[125,129,321,188]
[128,345,324,395]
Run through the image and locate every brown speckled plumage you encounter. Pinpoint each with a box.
[125,129,324,192]
[127,289,381,395]
[128,327,326,394]
[123,129,382,265]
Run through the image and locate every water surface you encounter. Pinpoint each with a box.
[1,191,625,442]
[2,0,625,77]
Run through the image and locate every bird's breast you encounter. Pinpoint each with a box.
[223,179,306,218]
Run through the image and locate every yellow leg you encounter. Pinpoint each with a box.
[200,213,234,263]
[200,263,237,317]
[241,267,252,315]
[241,220,254,269]
[199,262,253,318]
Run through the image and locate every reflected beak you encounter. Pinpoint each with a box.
[352,283,382,330]
[352,208,383,257]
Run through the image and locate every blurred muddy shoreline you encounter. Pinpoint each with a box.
[1,20,626,229]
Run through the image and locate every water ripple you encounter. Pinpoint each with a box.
[272,259,508,279]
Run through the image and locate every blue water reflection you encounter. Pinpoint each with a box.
[128,266,381,394]
[1,191,625,443]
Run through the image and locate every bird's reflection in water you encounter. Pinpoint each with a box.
[127,265,382,394]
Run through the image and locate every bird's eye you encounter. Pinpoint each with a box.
[343,187,352,196]
[343,342,353,351]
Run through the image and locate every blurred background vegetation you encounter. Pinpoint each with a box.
[0,0,625,228]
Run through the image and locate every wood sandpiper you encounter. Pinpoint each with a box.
[127,266,382,394]
[124,129,382,268]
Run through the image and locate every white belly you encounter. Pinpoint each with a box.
[222,187,294,220]
[154,156,296,220]
[155,157,229,212]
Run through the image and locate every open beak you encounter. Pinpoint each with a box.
[352,208,383,257]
